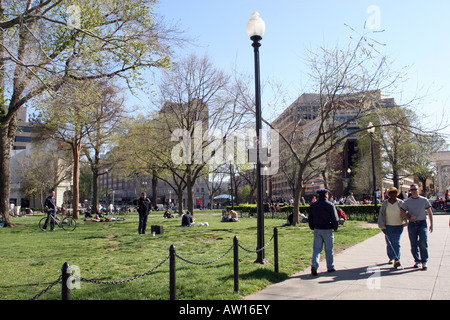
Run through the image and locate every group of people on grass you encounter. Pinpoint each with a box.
[136,192,200,233]
[308,184,433,276]
[42,185,435,276]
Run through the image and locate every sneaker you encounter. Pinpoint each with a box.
[327,268,336,273]
[311,267,318,276]
[394,260,402,269]
[422,263,428,271]
[413,262,422,269]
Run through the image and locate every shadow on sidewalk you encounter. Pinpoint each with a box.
[293,263,422,283]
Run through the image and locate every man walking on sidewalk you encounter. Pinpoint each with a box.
[400,184,434,270]
[308,189,339,276]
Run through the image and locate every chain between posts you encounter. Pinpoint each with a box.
[31,227,279,300]
[77,255,170,285]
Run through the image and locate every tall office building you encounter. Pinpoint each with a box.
[270,90,397,200]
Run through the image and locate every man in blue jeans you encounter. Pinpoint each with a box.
[401,184,434,270]
[308,189,339,276]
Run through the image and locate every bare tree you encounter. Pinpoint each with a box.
[155,54,248,215]
[31,80,103,219]
[262,30,412,225]
[82,80,126,212]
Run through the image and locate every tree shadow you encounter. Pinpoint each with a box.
[239,268,288,282]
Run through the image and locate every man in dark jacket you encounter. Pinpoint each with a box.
[308,189,339,276]
[43,189,57,231]
[137,192,152,234]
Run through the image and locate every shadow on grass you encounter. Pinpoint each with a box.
[218,268,289,284]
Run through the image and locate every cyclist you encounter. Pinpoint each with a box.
[42,190,57,231]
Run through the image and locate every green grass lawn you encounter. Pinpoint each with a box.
[0,210,380,300]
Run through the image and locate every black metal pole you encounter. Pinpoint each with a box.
[62,262,71,300]
[233,236,239,293]
[169,245,176,300]
[230,164,234,210]
[251,35,266,264]
[274,227,279,273]
[370,132,378,220]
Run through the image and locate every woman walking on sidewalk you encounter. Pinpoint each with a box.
[378,187,405,269]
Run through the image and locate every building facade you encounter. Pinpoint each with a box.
[270,90,400,201]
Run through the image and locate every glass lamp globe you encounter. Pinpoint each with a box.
[247,12,265,38]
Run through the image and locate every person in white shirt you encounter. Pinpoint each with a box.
[345,192,357,205]
[108,203,114,215]
[378,187,405,269]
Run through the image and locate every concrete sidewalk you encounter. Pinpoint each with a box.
[245,214,450,300]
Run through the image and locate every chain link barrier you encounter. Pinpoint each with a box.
[30,256,169,300]
[175,244,234,265]
[29,229,278,300]
[238,234,274,253]
[77,255,170,285]
[30,275,62,300]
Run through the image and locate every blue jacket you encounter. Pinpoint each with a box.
[308,197,339,231]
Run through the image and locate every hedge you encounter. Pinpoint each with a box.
[227,204,378,221]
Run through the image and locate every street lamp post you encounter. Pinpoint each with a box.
[247,12,267,264]
[105,169,109,204]
[230,164,234,210]
[368,122,378,219]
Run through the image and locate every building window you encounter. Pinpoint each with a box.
[15,136,32,143]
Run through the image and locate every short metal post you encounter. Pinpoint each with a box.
[169,245,176,300]
[274,227,279,273]
[62,262,71,300]
[234,236,239,293]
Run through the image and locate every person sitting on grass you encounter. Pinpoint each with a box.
[181,211,195,227]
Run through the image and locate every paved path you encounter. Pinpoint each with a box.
[245,214,450,300]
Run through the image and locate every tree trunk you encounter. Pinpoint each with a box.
[92,165,99,212]
[152,173,158,209]
[71,141,82,220]
[291,183,304,226]
[0,1,12,226]
[177,184,184,214]
[291,169,305,226]
[186,176,194,216]
[0,122,13,226]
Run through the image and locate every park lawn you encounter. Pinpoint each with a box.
[0,211,380,300]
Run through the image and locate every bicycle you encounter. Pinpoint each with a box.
[39,211,77,231]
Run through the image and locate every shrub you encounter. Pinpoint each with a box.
[228,204,377,221]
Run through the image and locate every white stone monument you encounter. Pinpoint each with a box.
[431,151,450,198]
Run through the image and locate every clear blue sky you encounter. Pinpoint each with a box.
[148,0,450,137]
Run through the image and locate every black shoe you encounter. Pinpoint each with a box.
[311,267,318,276]
[327,268,336,273]
[394,260,402,269]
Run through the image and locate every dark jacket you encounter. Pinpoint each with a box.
[137,197,152,215]
[308,197,339,231]
[182,213,194,226]
[44,196,56,212]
